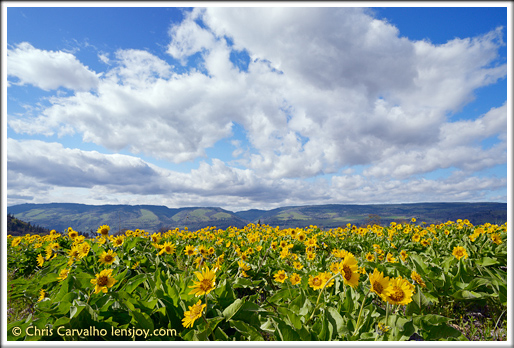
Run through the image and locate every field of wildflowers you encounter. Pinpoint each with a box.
[7,219,507,341]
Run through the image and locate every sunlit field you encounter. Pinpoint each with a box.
[7,219,507,341]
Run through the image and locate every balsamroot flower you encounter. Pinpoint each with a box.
[452,246,468,260]
[384,276,414,306]
[339,252,360,288]
[98,249,117,266]
[411,270,426,288]
[289,273,301,285]
[91,269,117,294]
[189,265,216,296]
[97,225,110,237]
[182,300,206,328]
[369,268,391,301]
[159,241,176,255]
[274,270,288,283]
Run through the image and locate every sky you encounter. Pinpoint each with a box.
[2,2,511,212]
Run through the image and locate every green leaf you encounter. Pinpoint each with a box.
[222,298,244,321]
[123,274,147,294]
[451,289,484,300]
[131,310,154,331]
[272,317,301,341]
[232,277,253,288]
[278,307,302,330]
[229,319,264,340]
[268,288,297,304]
[475,257,498,266]
[37,273,59,287]
[326,306,347,338]
[213,327,229,341]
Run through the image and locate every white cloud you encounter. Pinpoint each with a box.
[7,42,100,91]
[7,138,505,210]
[6,8,507,209]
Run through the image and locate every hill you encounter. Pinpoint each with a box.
[7,213,52,236]
[6,203,248,234]
[235,202,507,229]
[6,202,507,234]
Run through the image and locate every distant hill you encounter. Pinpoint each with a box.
[234,202,507,229]
[6,203,249,234]
[7,213,52,236]
[7,202,507,234]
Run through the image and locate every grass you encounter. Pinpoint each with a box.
[7,270,36,324]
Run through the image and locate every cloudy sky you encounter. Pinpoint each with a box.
[3,3,510,212]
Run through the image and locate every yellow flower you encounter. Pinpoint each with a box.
[411,271,426,288]
[68,245,81,262]
[238,260,250,271]
[111,235,124,248]
[99,250,117,266]
[159,241,176,255]
[198,245,208,256]
[68,229,78,239]
[184,245,196,256]
[182,300,206,328]
[365,252,375,262]
[37,289,46,302]
[274,270,288,283]
[289,273,301,285]
[78,242,90,258]
[37,254,44,267]
[332,249,348,259]
[321,272,335,288]
[45,248,53,261]
[240,270,249,278]
[90,269,117,294]
[131,261,140,269]
[306,252,316,261]
[400,250,408,262]
[369,269,390,301]
[412,234,420,243]
[384,276,414,306]
[305,237,317,248]
[97,225,110,237]
[329,262,341,274]
[151,233,161,244]
[386,253,397,263]
[57,268,69,282]
[11,237,22,247]
[280,247,290,259]
[452,246,468,260]
[377,322,390,335]
[491,233,502,245]
[189,266,216,297]
[293,261,304,270]
[308,274,325,290]
[339,253,360,288]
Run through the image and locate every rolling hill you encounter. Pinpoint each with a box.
[7,202,507,234]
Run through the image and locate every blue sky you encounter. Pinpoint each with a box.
[3,3,510,211]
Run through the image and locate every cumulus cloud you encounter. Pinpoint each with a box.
[7,138,505,210]
[7,42,100,91]
[6,8,507,208]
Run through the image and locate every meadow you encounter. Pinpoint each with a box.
[7,219,507,341]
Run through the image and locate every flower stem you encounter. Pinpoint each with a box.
[353,289,370,337]
[306,273,339,324]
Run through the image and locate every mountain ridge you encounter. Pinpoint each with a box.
[7,202,507,234]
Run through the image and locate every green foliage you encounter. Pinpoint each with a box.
[7,219,507,341]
